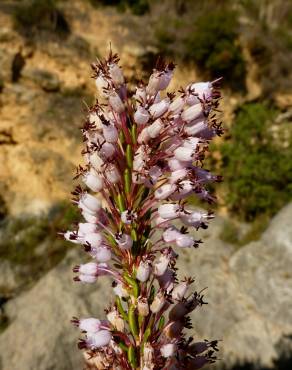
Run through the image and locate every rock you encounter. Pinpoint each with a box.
[22,67,61,92]
[0,250,113,370]
[0,261,18,295]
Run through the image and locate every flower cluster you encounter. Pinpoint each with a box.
[65,50,222,369]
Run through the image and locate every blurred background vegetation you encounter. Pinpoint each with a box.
[0,0,291,365]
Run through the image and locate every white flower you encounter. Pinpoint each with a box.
[169,95,185,114]
[78,274,98,283]
[102,123,118,143]
[116,233,133,250]
[172,282,189,301]
[99,142,115,159]
[189,81,212,100]
[168,158,190,171]
[78,262,99,275]
[82,170,104,192]
[105,164,121,183]
[150,291,165,313]
[158,204,180,220]
[184,119,207,136]
[169,169,188,184]
[147,118,163,138]
[134,106,150,125]
[149,99,170,119]
[86,151,104,172]
[154,183,176,200]
[86,330,112,349]
[109,63,124,85]
[108,91,124,113]
[154,254,170,276]
[182,137,200,150]
[162,226,181,243]
[79,318,101,333]
[134,85,147,103]
[175,233,194,248]
[174,146,195,162]
[84,233,103,248]
[138,127,150,144]
[146,71,162,96]
[91,246,112,262]
[79,193,101,215]
[160,343,177,358]
[82,210,98,224]
[181,103,203,123]
[95,75,108,95]
[89,112,103,130]
[136,260,151,282]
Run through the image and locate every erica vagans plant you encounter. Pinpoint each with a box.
[65,50,223,369]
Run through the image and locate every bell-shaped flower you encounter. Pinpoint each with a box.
[116,233,133,250]
[108,91,124,114]
[86,330,112,349]
[154,254,170,276]
[158,203,180,220]
[150,291,166,313]
[105,164,121,183]
[82,170,104,192]
[149,98,170,119]
[109,63,124,86]
[172,281,189,301]
[181,103,204,123]
[136,260,151,282]
[113,283,129,298]
[84,232,103,248]
[107,308,124,331]
[175,233,194,248]
[102,123,118,143]
[155,183,176,200]
[162,226,181,243]
[134,106,150,125]
[78,193,101,215]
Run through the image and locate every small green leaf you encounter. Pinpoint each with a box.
[116,296,128,322]
[131,124,137,144]
[128,305,139,338]
[128,345,138,368]
[124,168,131,194]
[126,144,133,168]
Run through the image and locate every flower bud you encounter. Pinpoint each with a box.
[150,291,165,313]
[82,170,104,192]
[169,169,188,184]
[99,142,115,159]
[136,260,151,282]
[107,308,124,331]
[113,283,129,298]
[184,119,207,136]
[86,330,112,349]
[181,103,203,123]
[134,106,150,125]
[160,343,177,357]
[146,71,161,96]
[189,82,212,101]
[143,343,154,368]
[149,99,170,119]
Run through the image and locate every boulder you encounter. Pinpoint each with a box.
[0,250,113,370]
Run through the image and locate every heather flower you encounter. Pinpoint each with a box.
[66,50,223,369]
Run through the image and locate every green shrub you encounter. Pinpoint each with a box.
[220,103,292,221]
[183,9,246,91]
[12,0,70,37]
